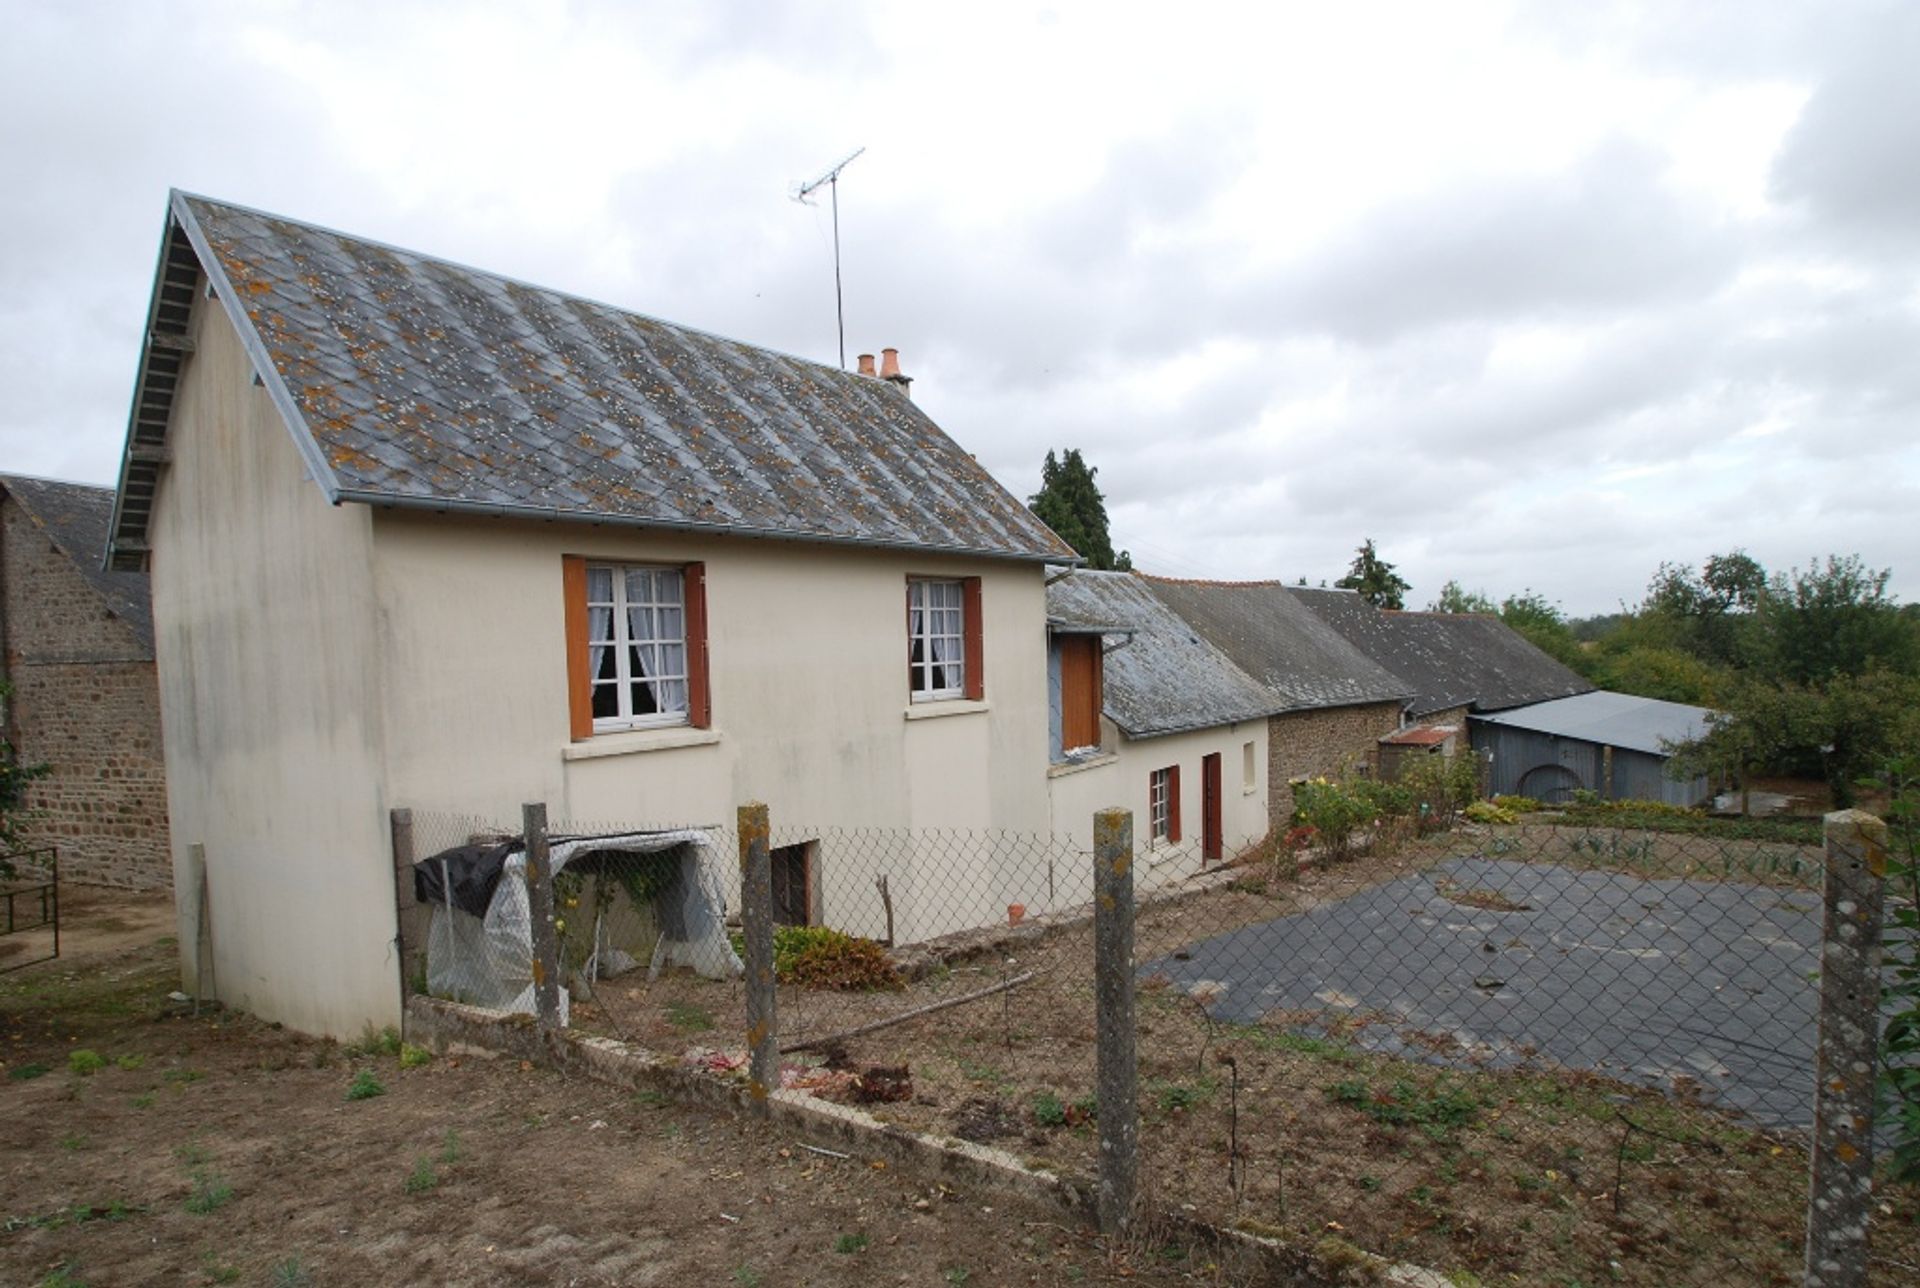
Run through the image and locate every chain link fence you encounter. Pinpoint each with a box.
[395,801,1916,1284]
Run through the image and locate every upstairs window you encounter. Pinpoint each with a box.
[1054,633,1104,757]
[908,576,983,702]
[563,557,710,739]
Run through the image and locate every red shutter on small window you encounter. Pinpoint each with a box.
[562,555,592,742]
[684,561,711,729]
[1168,764,1183,843]
[962,576,984,701]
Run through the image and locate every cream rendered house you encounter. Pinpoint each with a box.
[1042,570,1277,891]
[107,193,1076,1038]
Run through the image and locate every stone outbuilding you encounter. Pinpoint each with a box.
[0,473,171,889]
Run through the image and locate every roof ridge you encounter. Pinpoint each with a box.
[174,190,869,388]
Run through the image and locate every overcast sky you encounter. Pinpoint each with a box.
[4,0,1916,615]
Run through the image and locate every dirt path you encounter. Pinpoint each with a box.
[1,901,1246,1287]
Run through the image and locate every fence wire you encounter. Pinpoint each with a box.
[400,805,1917,1285]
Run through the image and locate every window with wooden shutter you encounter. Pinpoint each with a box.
[1059,635,1102,752]
[563,556,709,739]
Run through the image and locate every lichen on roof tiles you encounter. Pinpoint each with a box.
[169,193,1074,562]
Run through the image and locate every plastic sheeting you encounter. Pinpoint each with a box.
[423,829,742,1023]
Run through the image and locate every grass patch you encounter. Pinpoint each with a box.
[351,1025,403,1057]
[115,1053,145,1071]
[1328,1076,1485,1139]
[271,1258,313,1288]
[345,1069,386,1101]
[184,1171,233,1215]
[9,1062,51,1081]
[665,1000,715,1033]
[37,1263,88,1288]
[399,1043,433,1069]
[67,1049,107,1076]
[163,1067,204,1085]
[833,1232,870,1254]
[403,1157,439,1194]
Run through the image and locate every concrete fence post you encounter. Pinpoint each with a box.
[522,802,562,1036]
[390,808,421,999]
[1805,809,1890,1286]
[739,802,778,1107]
[1093,807,1139,1236]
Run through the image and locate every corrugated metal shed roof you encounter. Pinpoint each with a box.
[1140,578,1409,712]
[110,192,1075,566]
[1471,690,1713,757]
[1288,588,1592,716]
[0,473,154,654]
[1046,571,1281,738]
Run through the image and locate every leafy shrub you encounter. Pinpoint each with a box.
[68,1050,107,1077]
[1463,801,1518,825]
[1292,778,1375,861]
[775,926,901,992]
[399,1044,433,1069]
[1491,795,1542,813]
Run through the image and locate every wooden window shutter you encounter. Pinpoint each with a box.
[1168,764,1183,843]
[684,561,711,729]
[962,576,984,701]
[562,555,592,741]
[1060,637,1100,750]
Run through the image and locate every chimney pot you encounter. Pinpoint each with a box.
[879,348,901,378]
[857,353,876,376]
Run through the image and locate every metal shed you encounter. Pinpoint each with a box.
[1469,691,1714,807]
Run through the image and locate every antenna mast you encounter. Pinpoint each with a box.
[792,146,866,369]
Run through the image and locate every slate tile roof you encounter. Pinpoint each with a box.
[1138,577,1410,712]
[1288,587,1592,716]
[112,192,1074,565]
[0,473,154,653]
[1047,571,1281,738]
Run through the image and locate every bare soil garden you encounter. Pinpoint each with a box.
[0,898,1247,1288]
[582,821,1920,1287]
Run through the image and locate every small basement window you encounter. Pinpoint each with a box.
[771,841,818,927]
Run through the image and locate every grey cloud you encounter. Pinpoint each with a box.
[1260,142,1743,342]
[1770,10,1920,245]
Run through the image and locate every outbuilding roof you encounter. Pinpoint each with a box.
[108,192,1075,569]
[1139,578,1410,712]
[1288,588,1592,716]
[0,473,154,653]
[1470,690,1712,757]
[1047,571,1281,738]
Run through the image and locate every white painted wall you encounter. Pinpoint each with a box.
[369,507,1055,945]
[150,293,397,1039]
[1046,717,1270,909]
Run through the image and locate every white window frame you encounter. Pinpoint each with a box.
[587,562,690,733]
[1149,767,1172,843]
[908,578,966,702]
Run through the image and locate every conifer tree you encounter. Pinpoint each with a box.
[1029,449,1131,570]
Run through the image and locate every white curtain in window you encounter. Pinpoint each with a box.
[626,568,687,715]
[587,567,613,688]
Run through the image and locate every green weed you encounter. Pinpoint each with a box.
[271,1258,313,1288]
[115,1053,145,1071]
[184,1171,233,1214]
[834,1232,869,1254]
[346,1070,386,1101]
[1327,1077,1484,1139]
[8,1062,50,1080]
[399,1043,433,1069]
[404,1157,439,1194]
[352,1026,403,1057]
[67,1050,107,1076]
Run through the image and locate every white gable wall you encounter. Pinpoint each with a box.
[150,290,398,1039]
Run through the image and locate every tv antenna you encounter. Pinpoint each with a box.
[792,146,865,369]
